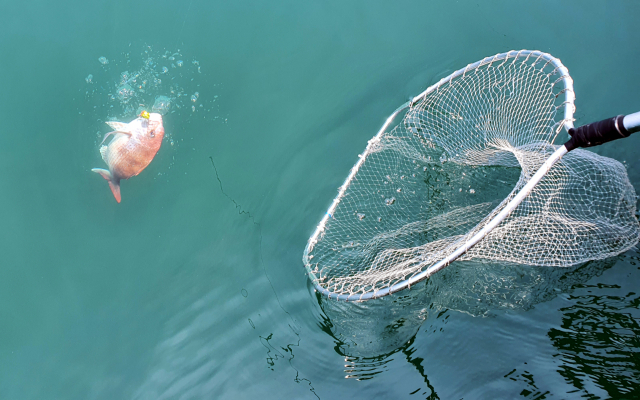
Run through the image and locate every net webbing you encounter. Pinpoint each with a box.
[304,51,639,299]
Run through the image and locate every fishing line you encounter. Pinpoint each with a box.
[209,156,319,398]
[209,156,292,323]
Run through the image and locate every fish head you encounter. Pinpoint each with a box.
[146,112,165,143]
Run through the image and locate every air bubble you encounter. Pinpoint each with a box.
[191,92,199,102]
[116,84,135,103]
[385,197,396,205]
[119,71,131,84]
[152,95,171,115]
[85,46,210,134]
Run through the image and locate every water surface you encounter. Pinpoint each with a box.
[1,0,640,398]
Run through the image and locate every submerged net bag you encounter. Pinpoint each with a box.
[303,50,639,301]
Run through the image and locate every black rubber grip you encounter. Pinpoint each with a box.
[565,115,630,151]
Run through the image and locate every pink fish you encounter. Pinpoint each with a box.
[92,111,165,203]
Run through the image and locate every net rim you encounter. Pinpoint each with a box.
[303,50,577,301]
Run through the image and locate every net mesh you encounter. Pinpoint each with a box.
[304,51,640,299]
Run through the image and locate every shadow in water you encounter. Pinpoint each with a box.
[314,257,618,395]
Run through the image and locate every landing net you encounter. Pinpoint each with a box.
[303,50,639,300]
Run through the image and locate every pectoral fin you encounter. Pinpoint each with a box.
[106,121,130,132]
[100,130,132,145]
[92,168,122,203]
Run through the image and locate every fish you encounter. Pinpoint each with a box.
[92,111,165,203]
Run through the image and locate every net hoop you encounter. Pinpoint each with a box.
[304,50,580,301]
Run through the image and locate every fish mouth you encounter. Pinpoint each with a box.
[148,112,163,123]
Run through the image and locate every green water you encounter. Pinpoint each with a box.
[2,0,640,398]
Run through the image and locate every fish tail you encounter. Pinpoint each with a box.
[92,168,122,203]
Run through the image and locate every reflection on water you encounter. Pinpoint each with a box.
[316,285,441,398]
[548,251,640,397]
[316,257,617,388]
[316,283,431,359]
[341,334,441,399]
[503,368,550,399]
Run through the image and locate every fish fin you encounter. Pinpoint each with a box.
[91,168,122,203]
[101,130,132,146]
[109,180,122,203]
[99,145,108,163]
[92,167,111,180]
[100,131,115,145]
[106,121,130,132]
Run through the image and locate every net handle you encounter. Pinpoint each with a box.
[566,112,640,151]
